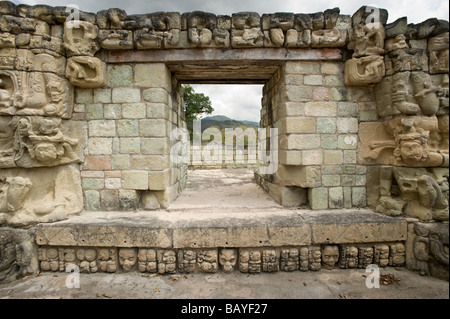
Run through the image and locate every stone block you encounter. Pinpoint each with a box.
[139,119,168,137]
[302,150,323,165]
[84,190,100,211]
[111,155,130,169]
[36,212,171,248]
[279,150,302,166]
[323,74,344,86]
[323,150,343,165]
[147,103,169,119]
[285,61,320,75]
[321,62,343,74]
[89,120,116,137]
[283,102,304,117]
[284,117,316,134]
[142,88,169,103]
[313,87,330,101]
[329,187,344,208]
[85,103,103,120]
[285,134,320,150]
[308,187,328,210]
[82,155,112,170]
[94,89,112,103]
[82,178,104,190]
[343,150,357,164]
[337,118,358,134]
[141,191,161,210]
[148,169,171,190]
[321,135,338,149]
[105,178,121,190]
[338,135,358,150]
[276,165,321,188]
[337,102,358,116]
[304,75,323,85]
[141,138,169,155]
[100,190,120,211]
[117,120,139,137]
[305,210,407,244]
[76,89,93,104]
[87,138,113,155]
[122,171,149,190]
[304,102,337,117]
[120,138,141,154]
[285,85,313,102]
[322,175,340,187]
[104,104,122,119]
[134,63,171,90]
[316,117,336,134]
[130,155,169,171]
[122,103,146,119]
[107,64,133,87]
[352,187,367,207]
[112,88,141,103]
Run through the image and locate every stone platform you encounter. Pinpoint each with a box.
[32,169,410,275]
[36,208,407,249]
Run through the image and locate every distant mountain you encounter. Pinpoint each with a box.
[200,115,259,132]
[204,115,233,122]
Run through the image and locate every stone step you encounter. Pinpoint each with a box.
[36,208,407,248]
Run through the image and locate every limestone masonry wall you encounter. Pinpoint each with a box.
[0,1,448,281]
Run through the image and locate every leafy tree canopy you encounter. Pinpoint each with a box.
[183,85,214,130]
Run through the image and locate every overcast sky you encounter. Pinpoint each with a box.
[12,0,450,122]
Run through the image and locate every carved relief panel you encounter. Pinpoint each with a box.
[0,70,73,119]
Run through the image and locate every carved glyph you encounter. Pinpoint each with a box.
[66,56,106,88]
[0,70,73,118]
[345,9,385,86]
[0,116,83,169]
[63,20,100,56]
[376,166,449,221]
[0,164,83,226]
[428,32,449,74]
[231,12,264,48]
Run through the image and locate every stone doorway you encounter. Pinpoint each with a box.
[168,83,282,209]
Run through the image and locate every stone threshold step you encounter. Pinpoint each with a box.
[36,208,407,249]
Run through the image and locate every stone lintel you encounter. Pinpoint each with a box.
[35,209,407,249]
[105,48,344,64]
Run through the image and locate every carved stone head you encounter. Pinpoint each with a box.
[119,248,137,272]
[321,245,339,270]
[219,249,237,274]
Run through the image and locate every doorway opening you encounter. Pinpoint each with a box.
[168,83,281,210]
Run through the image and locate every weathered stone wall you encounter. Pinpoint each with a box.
[0,1,448,281]
[256,59,373,209]
[75,63,186,211]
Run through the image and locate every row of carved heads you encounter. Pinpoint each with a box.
[37,243,406,274]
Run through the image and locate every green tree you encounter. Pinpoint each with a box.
[183,85,214,136]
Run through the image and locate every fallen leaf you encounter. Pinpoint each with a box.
[344,294,349,299]
[102,294,112,298]
[170,275,181,281]
[154,288,160,292]
[36,270,41,276]
[303,282,307,286]
[336,281,341,285]
[380,273,400,286]
[22,275,32,280]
